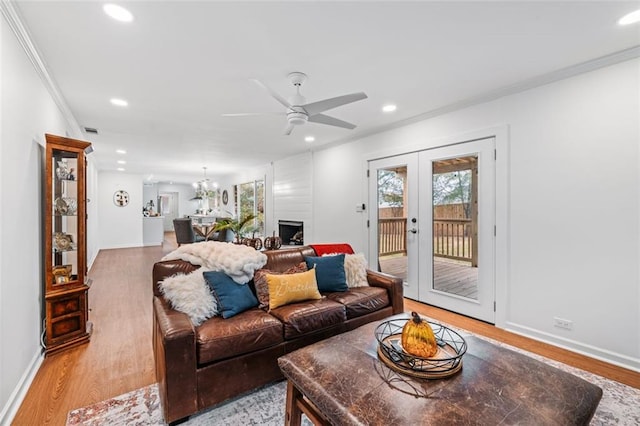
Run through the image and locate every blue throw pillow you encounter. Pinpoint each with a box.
[304,254,348,292]
[203,271,258,319]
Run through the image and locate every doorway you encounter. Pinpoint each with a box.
[159,192,179,231]
[369,138,495,323]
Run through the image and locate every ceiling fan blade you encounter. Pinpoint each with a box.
[284,123,295,135]
[222,112,285,117]
[302,92,367,116]
[308,113,357,130]
[251,79,292,109]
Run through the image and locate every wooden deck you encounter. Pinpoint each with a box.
[379,255,478,299]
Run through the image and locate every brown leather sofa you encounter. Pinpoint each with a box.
[152,245,404,423]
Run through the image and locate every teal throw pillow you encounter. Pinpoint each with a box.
[304,254,348,292]
[203,271,258,319]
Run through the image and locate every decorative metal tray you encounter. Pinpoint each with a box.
[375,318,467,379]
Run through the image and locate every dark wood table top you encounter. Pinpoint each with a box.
[278,318,602,426]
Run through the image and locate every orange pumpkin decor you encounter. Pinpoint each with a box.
[401,311,438,358]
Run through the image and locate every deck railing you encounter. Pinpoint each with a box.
[378,218,407,255]
[433,219,474,264]
[378,217,475,265]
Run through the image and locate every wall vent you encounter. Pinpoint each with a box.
[84,127,98,134]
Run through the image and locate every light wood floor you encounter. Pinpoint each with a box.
[12,234,640,425]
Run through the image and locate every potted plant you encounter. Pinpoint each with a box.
[213,214,256,244]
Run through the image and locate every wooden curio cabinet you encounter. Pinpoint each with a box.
[44,133,93,355]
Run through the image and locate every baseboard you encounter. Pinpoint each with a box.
[87,249,98,270]
[0,349,44,425]
[99,243,145,250]
[505,321,640,373]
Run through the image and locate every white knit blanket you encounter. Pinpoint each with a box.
[162,241,267,284]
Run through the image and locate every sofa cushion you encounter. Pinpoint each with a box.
[159,272,217,326]
[203,271,258,319]
[323,252,369,288]
[325,286,390,319]
[269,298,346,340]
[266,269,322,310]
[196,308,284,365]
[304,254,348,292]
[253,262,308,309]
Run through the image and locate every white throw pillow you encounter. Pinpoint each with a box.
[322,252,369,288]
[159,272,218,326]
[344,253,369,288]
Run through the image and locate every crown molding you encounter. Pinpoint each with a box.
[320,45,640,152]
[1,0,83,139]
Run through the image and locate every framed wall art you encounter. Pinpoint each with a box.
[114,190,129,207]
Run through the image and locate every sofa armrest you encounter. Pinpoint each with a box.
[153,296,198,423]
[366,270,404,315]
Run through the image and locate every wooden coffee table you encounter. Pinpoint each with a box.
[278,317,602,426]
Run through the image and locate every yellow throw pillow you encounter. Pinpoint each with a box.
[266,269,321,310]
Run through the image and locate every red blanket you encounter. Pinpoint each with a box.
[309,243,355,256]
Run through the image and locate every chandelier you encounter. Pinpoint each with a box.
[191,167,217,200]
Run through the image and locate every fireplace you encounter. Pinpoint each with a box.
[279,220,304,245]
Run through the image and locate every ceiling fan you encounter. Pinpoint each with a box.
[223,72,367,135]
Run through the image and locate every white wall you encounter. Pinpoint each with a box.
[273,153,314,243]
[0,13,84,422]
[86,159,99,267]
[142,182,158,211]
[311,58,640,371]
[98,172,144,249]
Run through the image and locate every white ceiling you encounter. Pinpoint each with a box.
[14,1,640,184]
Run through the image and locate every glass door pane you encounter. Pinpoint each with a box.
[432,155,479,299]
[418,137,495,323]
[369,154,419,300]
[377,165,408,280]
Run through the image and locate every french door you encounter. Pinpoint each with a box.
[369,138,496,323]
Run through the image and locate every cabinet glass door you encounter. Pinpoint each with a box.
[51,149,79,286]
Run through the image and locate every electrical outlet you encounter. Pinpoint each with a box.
[554,317,573,330]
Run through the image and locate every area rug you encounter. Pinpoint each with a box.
[67,329,639,425]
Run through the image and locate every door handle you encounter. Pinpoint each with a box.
[408,228,418,234]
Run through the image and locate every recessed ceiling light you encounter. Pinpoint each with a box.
[110,98,128,107]
[117,167,125,172]
[305,136,315,143]
[382,104,397,113]
[117,160,126,164]
[103,4,134,23]
[619,9,640,25]
[116,149,126,154]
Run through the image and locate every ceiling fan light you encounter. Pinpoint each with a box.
[287,111,308,126]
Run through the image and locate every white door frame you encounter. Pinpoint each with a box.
[368,154,419,299]
[364,125,509,328]
[418,137,496,323]
[160,192,179,232]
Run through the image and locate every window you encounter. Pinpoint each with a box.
[234,179,265,236]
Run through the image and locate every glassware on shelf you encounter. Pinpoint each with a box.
[56,160,70,180]
[54,197,78,215]
[53,232,74,251]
